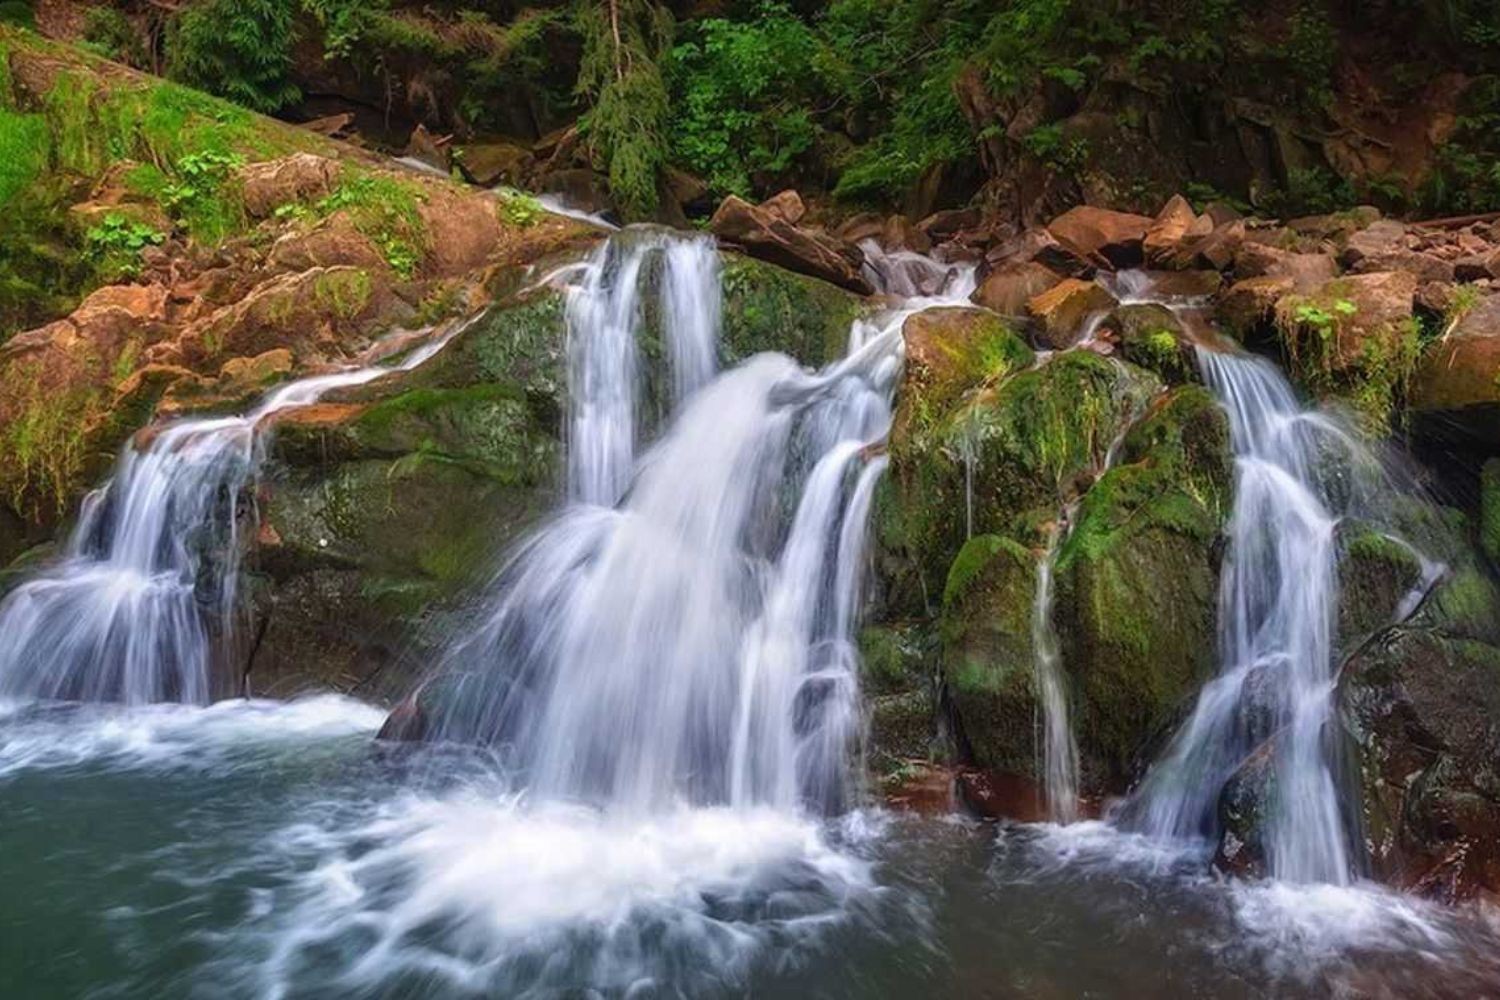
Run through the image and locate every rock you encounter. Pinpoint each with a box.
[1454,249,1500,283]
[758,189,806,226]
[835,212,885,245]
[1233,242,1337,290]
[717,254,863,368]
[403,124,451,174]
[1026,278,1118,349]
[1279,271,1418,373]
[710,195,872,294]
[538,169,613,216]
[1191,220,1246,271]
[267,220,385,272]
[1110,303,1197,383]
[1142,195,1202,268]
[1349,249,1455,285]
[880,214,931,254]
[917,207,982,242]
[901,308,1035,417]
[218,348,294,386]
[1214,741,1275,878]
[1286,206,1380,240]
[662,167,710,217]
[455,140,533,188]
[415,188,505,278]
[971,261,1063,315]
[1047,205,1154,268]
[1411,295,1500,418]
[1218,275,1295,335]
[1341,218,1409,267]
[1053,385,1230,786]
[239,153,341,219]
[1336,522,1426,653]
[1133,269,1223,299]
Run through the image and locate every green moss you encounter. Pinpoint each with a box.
[312,268,372,320]
[720,253,861,366]
[0,360,102,518]
[0,106,46,205]
[315,173,429,278]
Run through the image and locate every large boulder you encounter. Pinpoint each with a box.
[1026,278,1118,349]
[1047,206,1153,268]
[1109,303,1197,384]
[971,261,1062,315]
[709,195,872,294]
[1410,295,1500,439]
[239,153,342,219]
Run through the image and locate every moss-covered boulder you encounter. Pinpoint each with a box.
[859,623,940,772]
[1052,385,1231,787]
[719,252,862,367]
[938,533,1040,774]
[1110,303,1198,385]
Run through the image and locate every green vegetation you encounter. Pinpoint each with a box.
[83,214,165,281]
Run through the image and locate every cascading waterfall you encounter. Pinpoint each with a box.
[0,331,457,706]
[1126,345,1376,883]
[410,234,974,817]
[1032,522,1080,822]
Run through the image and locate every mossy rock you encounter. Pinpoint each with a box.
[859,622,940,768]
[1335,521,1425,654]
[1051,385,1231,788]
[939,533,1040,774]
[719,252,861,367]
[1111,303,1198,385]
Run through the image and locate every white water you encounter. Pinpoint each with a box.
[1032,523,1080,822]
[1126,347,1370,883]
[416,237,976,818]
[0,327,459,706]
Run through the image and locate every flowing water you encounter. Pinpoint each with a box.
[2,242,1495,996]
[1124,345,1385,883]
[1030,523,1080,823]
[0,328,457,706]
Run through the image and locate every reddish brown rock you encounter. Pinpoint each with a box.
[239,153,342,219]
[758,189,806,226]
[1233,242,1337,290]
[1047,205,1153,267]
[710,195,871,294]
[1279,271,1418,372]
[972,261,1063,315]
[1218,276,1295,333]
[1411,295,1500,414]
[454,140,532,188]
[1340,218,1409,267]
[1142,194,1204,268]
[1027,278,1118,348]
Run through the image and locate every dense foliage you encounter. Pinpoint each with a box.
[5,0,1500,217]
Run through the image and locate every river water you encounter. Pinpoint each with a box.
[2,697,1497,998]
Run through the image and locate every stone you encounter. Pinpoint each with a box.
[971,261,1063,315]
[1110,303,1197,384]
[758,189,806,226]
[404,124,451,174]
[1218,275,1294,333]
[880,214,931,253]
[1047,205,1154,268]
[1411,295,1500,416]
[1349,249,1455,285]
[710,195,872,294]
[1454,249,1500,283]
[1233,242,1337,290]
[1142,194,1200,267]
[1341,218,1409,267]
[239,153,342,219]
[455,140,533,188]
[917,207,982,242]
[1026,278,1118,349]
[218,348,294,386]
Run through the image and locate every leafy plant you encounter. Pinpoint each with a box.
[166,0,300,112]
[84,213,165,279]
[496,188,544,227]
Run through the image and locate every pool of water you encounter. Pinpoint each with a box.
[2,697,1496,999]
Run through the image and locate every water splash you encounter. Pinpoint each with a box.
[1032,522,1080,822]
[0,330,458,706]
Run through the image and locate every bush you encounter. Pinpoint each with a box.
[166,0,300,112]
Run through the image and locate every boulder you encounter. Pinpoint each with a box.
[239,153,342,219]
[1340,219,1409,267]
[1047,205,1154,268]
[1411,295,1500,418]
[1218,275,1295,333]
[758,189,806,226]
[403,124,451,174]
[971,261,1063,315]
[1454,249,1500,283]
[218,348,294,387]
[454,140,533,188]
[1142,195,1206,268]
[1026,278,1118,349]
[710,195,872,294]
[1233,242,1337,290]
[1110,303,1197,384]
[1349,249,1455,285]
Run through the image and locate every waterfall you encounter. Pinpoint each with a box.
[1126,347,1368,883]
[0,332,457,706]
[410,236,975,816]
[1032,522,1080,822]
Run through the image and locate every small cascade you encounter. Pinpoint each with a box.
[1032,521,1080,822]
[410,242,977,816]
[563,231,722,505]
[0,331,457,706]
[1124,346,1386,883]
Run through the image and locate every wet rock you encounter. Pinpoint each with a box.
[455,140,533,188]
[239,153,342,219]
[1411,295,1500,421]
[1047,205,1154,269]
[718,254,863,368]
[1054,385,1230,787]
[267,220,385,272]
[1218,276,1295,335]
[1214,740,1275,878]
[1110,303,1197,384]
[218,348,294,387]
[403,124,451,174]
[758,189,806,226]
[916,207,981,243]
[1142,195,1202,268]
[1026,278,1117,349]
[1349,249,1455,285]
[710,195,872,294]
[971,261,1062,315]
[1335,521,1426,654]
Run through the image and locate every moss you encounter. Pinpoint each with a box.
[0,105,46,205]
[719,253,861,366]
[312,268,372,320]
[0,360,102,518]
[315,172,429,278]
